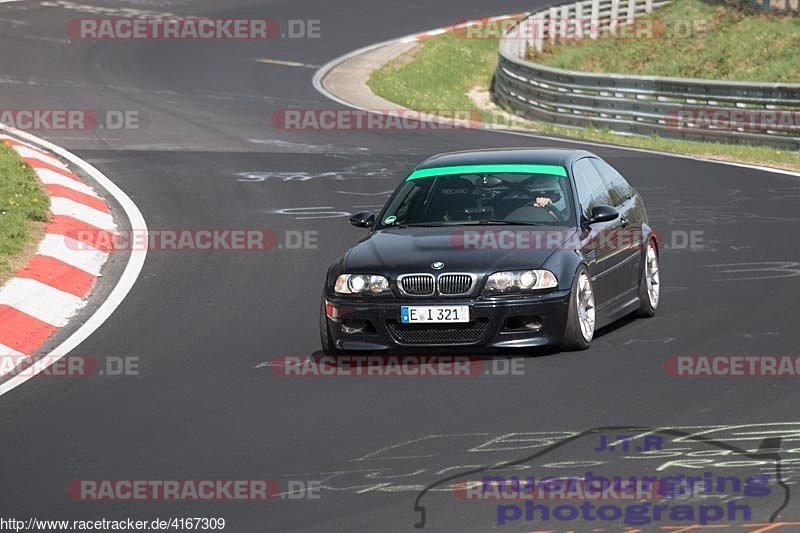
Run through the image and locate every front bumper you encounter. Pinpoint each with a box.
[324,290,571,351]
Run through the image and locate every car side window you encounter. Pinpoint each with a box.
[590,157,634,206]
[572,158,612,218]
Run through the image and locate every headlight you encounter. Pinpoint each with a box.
[483,270,558,294]
[335,274,390,295]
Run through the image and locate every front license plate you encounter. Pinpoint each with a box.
[400,305,470,324]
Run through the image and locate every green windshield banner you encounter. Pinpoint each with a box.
[406,164,568,181]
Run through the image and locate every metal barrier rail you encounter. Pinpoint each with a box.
[494,0,800,148]
[747,0,800,14]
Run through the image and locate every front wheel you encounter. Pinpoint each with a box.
[637,239,660,317]
[561,266,595,351]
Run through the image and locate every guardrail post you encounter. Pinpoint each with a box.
[574,2,585,39]
[533,16,545,52]
[626,0,636,24]
[610,0,620,32]
[645,0,653,12]
[511,28,521,59]
[549,6,559,44]
[560,4,570,40]
[590,0,600,38]
[519,18,531,57]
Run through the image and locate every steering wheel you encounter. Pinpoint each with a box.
[543,203,563,222]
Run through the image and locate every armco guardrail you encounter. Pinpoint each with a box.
[494,0,800,148]
[747,0,800,14]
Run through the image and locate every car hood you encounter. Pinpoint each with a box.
[343,226,578,275]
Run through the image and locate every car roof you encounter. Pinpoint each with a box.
[413,148,597,170]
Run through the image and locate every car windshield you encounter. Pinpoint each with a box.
[376,167,576,229]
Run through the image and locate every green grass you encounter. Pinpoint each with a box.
[533,0,800,82]
[369,32,500,111]
[367,20,800,172]
[0,142,49,281]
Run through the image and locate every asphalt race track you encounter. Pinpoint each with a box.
[1,0,800,531]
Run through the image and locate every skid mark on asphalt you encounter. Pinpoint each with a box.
[237,162,395,182]
[0,16,27,25]
[335,189,394,196]
[265,207,351,220]
[255,58,320,69]
[238,171,341,182]
[740,332,780,340]
[707,262,800,281]
[0,75,86,87]
[621,337,675,345]
[768,186,800,200]
[245,139,365,152]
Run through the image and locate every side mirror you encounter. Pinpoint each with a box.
[349,211,375,229]
[589,205,619,224]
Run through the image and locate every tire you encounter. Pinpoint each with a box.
[319,299,340,355]
[636,239,660,318]
[561,266,595,351]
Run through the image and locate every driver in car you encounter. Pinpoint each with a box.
[505,175,564,222]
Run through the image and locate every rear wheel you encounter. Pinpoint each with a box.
[561,267,595,351]
[319,300,340,355]
[637,239,660,317]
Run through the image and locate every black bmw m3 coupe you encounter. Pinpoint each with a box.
[321,148,660,353]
